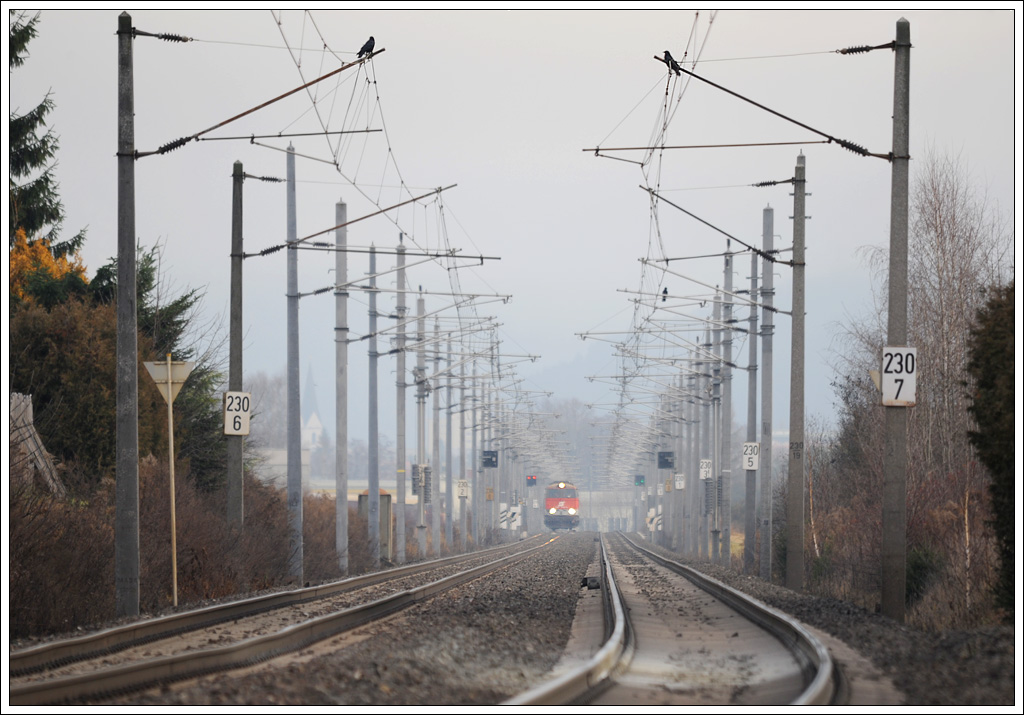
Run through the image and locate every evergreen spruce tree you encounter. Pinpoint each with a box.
[9,10,86,258]
[92,246,229,491]
[965,281,1015,620]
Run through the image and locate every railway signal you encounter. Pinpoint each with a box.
[410,464,431,502]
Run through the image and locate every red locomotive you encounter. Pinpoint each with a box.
[543,481,580,531]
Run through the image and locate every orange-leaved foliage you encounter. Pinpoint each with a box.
[9,226,88,301]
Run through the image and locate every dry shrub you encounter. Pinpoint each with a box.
[906,494,1000,631]
[464,510,475,551]
[11,454,486,640]
[10,455,297,638]
[304,496,418,576]
[481,526,503,548]
[303,493,343,584]
[400,504,425,561]
[807,503,883,610]
[345,507,374,573]
[394,504,477,561]
[909,551,999,632]
[8,460,116,638]
[138,456,295,611]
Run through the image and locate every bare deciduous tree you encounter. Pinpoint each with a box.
[247,370,288,449]
[815,150,1012,627]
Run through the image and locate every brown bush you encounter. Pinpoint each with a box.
[302,494,344,583]
[10,452,485,641]
[136,456,294,609]
[11,455,313,639]
[345,508,376,574]
[8,462,116,637]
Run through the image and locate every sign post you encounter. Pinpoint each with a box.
[143,354,194,608]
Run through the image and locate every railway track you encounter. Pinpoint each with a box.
[9,536,547,705]
[508,532,837,706]
[11,532,842,705]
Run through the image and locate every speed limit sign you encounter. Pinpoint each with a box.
[223,391,251,435]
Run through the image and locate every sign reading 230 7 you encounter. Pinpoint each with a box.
[881,347,917,407]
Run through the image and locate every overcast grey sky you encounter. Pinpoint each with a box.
[6,6,1020,452]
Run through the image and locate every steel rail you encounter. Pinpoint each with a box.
[11,539,550,705]
[9,536,543,687]
[620,534,837,705]
[503,533,631,705]
[507,531,836,706]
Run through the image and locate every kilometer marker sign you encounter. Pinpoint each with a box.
[881,347,917,407]
[223,391,252,435]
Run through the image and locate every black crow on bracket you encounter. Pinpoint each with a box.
[664,50,682,76]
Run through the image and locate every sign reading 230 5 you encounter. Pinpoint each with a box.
[881,347,917,407]
[742,442,760,470]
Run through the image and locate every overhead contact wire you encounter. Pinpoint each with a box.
[139,51,380,158]
[650,56,882,159]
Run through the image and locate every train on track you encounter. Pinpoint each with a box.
[543,481,580,531]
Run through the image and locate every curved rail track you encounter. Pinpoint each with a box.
[9,536,547,705]
[507,532,837,706]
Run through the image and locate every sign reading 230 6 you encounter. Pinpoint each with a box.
[223,391,252,435]
[881,347,917,407]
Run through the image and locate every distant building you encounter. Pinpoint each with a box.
[254,366,326,491]
[256,448,310,492]
[302,366,325,454]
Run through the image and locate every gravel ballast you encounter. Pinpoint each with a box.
[56,532,1017,706]
[643,540,1016,707]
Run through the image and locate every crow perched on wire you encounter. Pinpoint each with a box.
[664,50,682,76]
[662,287,669,302]
[358,36,375,59]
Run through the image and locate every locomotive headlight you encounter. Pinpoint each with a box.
[568,508,577,515]
[548,508,557,515]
